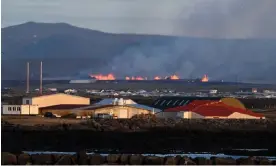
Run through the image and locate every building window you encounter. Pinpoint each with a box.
[17,107,21,111]
[154,100,160,105]
[13,107,16,111]
[179,100,186,106]
[173,100,179,106]
[184,100,190,105]
[8,107,11,111]
[166,100,172,106]
[160,100,166,106]
[25,100,30,104]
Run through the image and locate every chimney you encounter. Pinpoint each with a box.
[40,61,43,95]
[26,62,30,93]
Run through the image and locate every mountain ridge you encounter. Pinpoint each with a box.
[2,22,276,83]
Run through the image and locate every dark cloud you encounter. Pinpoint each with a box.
[176,0,276,38]
[3,0,276,38]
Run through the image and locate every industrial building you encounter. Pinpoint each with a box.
[39,98,161,118]
[151,97,246,110]
[2,105,39,115]
[156,100,264,119]
[1,93,90,115]
[22,93,90,108]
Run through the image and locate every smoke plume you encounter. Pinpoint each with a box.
[175,0,276,39]
[96,0,276,83]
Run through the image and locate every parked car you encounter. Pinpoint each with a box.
[44,112,56,118]
[96,113,113,119]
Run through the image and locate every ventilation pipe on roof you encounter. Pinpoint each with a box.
[118,98,124,105]
[113,98,118,105]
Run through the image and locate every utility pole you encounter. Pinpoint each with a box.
[40,61,43,95]
[26,62,30,94]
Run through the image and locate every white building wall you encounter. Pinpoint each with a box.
[205,116,228,119]
[155,112,178,119]
[23,93,90,108]
[182,112,204,119]
[21,105,39,115]
[2,105,21,115]
[123,99,137,105]
[228,112,262,119]
[2,105,39,115]
[22,98,33,105]
[118,109,128,118]
[158,111,263,119]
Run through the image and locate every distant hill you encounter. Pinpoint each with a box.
[2,22,276,83]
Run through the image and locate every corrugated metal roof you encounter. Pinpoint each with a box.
[151,97,221,110]
[96,98,137,105]
[127,104,162,113]
[165,100,219,112]
[23,93,88,99]
[73,104,159,112]
[96,98,115,105]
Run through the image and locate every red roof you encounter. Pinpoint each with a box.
[191,103,264,118]
[191,103,235,117]
[232,107,264,117]
[164,100,219,112]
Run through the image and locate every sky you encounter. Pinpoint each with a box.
[2,0,276,38]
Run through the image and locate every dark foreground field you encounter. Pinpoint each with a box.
[2,116,276,156]
[2,152,276,165]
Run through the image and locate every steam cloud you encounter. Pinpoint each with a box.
[97,0,276,83]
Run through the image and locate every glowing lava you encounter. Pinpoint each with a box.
[170,75,180,80]
[201,74,209,82]
[154,76,161,80]
[90,73,116,80]
[126,76,145,80]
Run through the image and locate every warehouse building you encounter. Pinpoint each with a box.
[40,98,161,118]
[2,105,39,115]
[22,93,90,108]
[156,100,216,119]
[2,93,90,115]
[156,100,264,119]
[151,96,246,110]
[152,96,247,119]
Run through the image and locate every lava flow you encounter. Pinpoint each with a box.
[154,76,161,80]
[90,73,116,80]
[126,76,145,80]
[170,75,180,80]
[201,74,209,82]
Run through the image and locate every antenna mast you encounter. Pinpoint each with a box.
[40,61,43,95]
[26,62,30,93]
